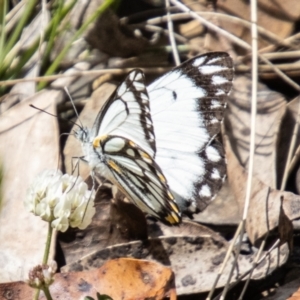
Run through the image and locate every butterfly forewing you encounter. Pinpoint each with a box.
[148,52,233,212]
[91,70,156,158]
[100,135,181,225]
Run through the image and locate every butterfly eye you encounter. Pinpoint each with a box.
[81,131,86,140]
[75,127,91,144]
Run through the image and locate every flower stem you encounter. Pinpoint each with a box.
[41,286,53,300]
[34,288,40,300]
[34,222,53,300]
[43,222,53,264]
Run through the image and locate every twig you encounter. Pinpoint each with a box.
[236,62,300,72]
[220,0,259,298]
[165,0,180,65]
[0,67,172,87]
[259,32,300,54]
[206,222,244,300]
[141,24,187,43]
[245,0,258,226]
[258,50,300,60]
[213,239,281,299]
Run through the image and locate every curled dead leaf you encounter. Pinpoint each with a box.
[225,133,298,247]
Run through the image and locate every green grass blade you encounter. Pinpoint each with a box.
[0,0,77,82]
[0,0,8,62]
[41,0,66,71]
[2,0,37,58]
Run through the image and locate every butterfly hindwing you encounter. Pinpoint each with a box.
[148,52,233,212]
[98,135,181,225]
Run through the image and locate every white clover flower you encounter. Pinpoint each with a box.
[25,170,96,232]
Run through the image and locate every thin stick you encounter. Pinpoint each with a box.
[206,221,243,300]
[261,51,300,60]
[243,0,258,224]
[259,32,300,54]
[213,239,281,299]
[165,0,180,65]
[238,239,266,300]
[287,144,300,178]
[141,24,187,43]
[238,187,271,300]
[0,67,171,87]
[219,222,245,300]
[236,62,300,72]
[221,0,258,298]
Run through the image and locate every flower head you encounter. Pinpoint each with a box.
[25,170,95,232]
[27,261,57,288]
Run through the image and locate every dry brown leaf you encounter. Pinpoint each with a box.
[0,258,175,300]
[225,75,286,189]
[95,258,176,300]
[278,197,294,251]
[263,276,300,300]
[62,234,288,295]
[225,133,299,246]
[0,90,62,283]
[193,180,240,225]
[148,219,223,238]
[179,19,205,39]
[2,12,50,111]
[85,10,148,58]
[0,281,33,299]
[215,0,300,52]
[110,192,148,240]
[287,286,300,300]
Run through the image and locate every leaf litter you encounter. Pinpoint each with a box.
[2,0,300,299]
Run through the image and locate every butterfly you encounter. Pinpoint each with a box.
[75,52,233,225]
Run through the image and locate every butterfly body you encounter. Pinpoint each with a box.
[75,52,233,225]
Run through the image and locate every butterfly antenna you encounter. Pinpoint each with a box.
[71,157,81,176]
[64,86,84,128]
[29,104,82,130]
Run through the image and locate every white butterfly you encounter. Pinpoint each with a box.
[75,52,233,225]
